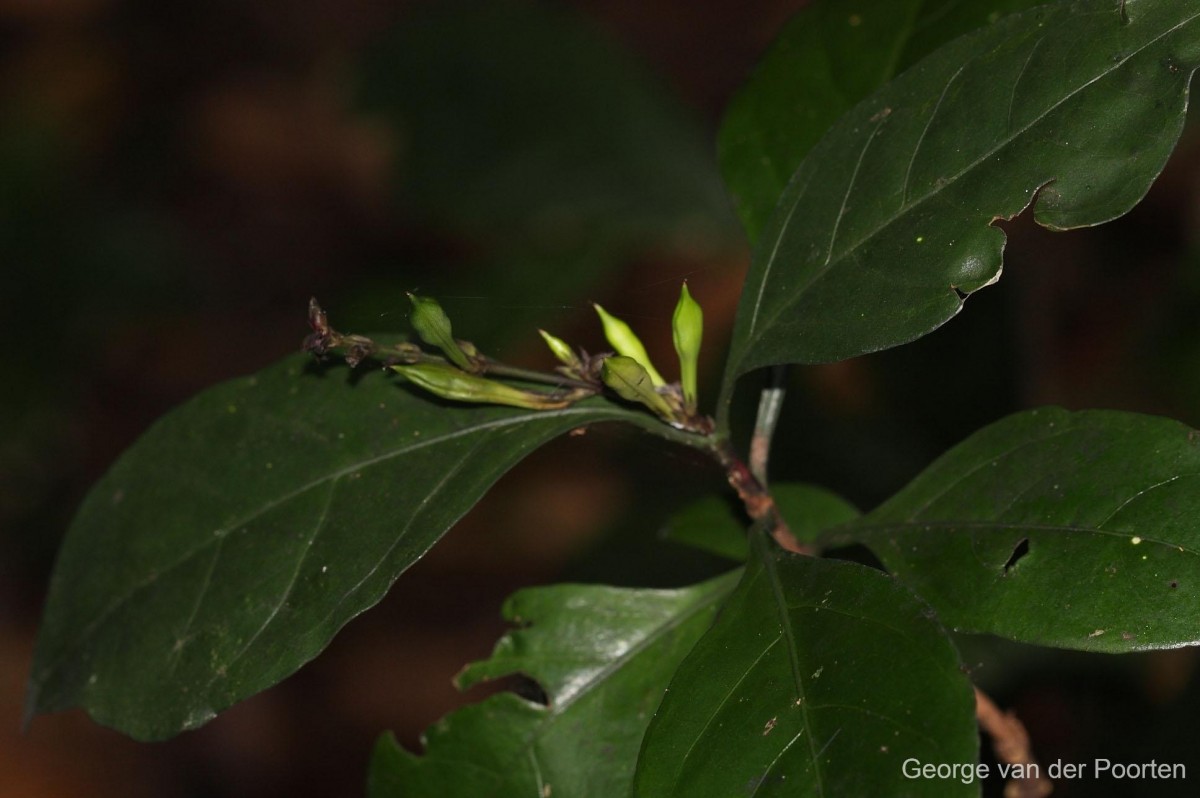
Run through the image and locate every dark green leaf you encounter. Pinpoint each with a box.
[829,407,1200,652]
[27,353,677,740]
[368,573,739,798]
[358,2,737,346]
[359,1,729,238]
[634,532,977,797]
[719,0,1047,242]
[723,0,1200,392]
[662,483,859,561]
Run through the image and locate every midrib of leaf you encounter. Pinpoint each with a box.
[737,7,1200,373]
[756,533,824,798]
[736,543,958,797]
[34,404,635,687]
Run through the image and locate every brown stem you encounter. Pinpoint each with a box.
[975,687,1053,798]
[712,438,810,555]
[305,297,597,390]
[308,298,807,544]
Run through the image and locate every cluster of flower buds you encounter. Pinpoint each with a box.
[391,293,593,410]
[305,284,711,432]
[586,282,704,427]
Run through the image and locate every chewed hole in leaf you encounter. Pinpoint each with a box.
[1002,537,1030,575]
[457,672,551,707]
[510,674,550,707]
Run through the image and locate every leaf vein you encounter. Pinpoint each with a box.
[546,577,732,714]
[317,431,494,632]
[826,113,889,267]
[902,62,968,204]
[759,541,825,798]
[208,476,339,685]
[38,406,625,687]
[904,425,1077,520]
[1007,33,1046,131]
[1094,473,1190,528]
[740,9,1200,369]
[676,628,782,778]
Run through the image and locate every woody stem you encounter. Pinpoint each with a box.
[710,436,810,555]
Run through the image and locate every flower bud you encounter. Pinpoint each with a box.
[600,356,674,419]
[593,303,665,386]
[672,282,703,410]
[408,293,472,371]
[393,363,567,410]
[538,329,580,368]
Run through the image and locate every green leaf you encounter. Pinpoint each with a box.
[357,2,737,346]
[368,573,739,798]
[719,0,1047,242]
[359,1,730,240]
[634,532,977,797]
[829,407,1200,652]
[722,0,1200,392]
[27,353,675,740]
[662,483,859,561]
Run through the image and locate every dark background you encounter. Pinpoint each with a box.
[4,1,1200,796]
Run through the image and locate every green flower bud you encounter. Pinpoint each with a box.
[672,282,703,410]
[600,356,674,419]
[593,303,665,386]
[393,363,569,410]
[538,329,580,368]
[408,293,472,371]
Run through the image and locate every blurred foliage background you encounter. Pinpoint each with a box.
[3,0,1200,796]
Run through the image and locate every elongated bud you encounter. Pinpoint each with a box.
[393,363,570,410]
[539,329,580,368]
[672,282,703,409]
[408,293,472,371]
[600,356,674,419]
[593,303,665,386]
